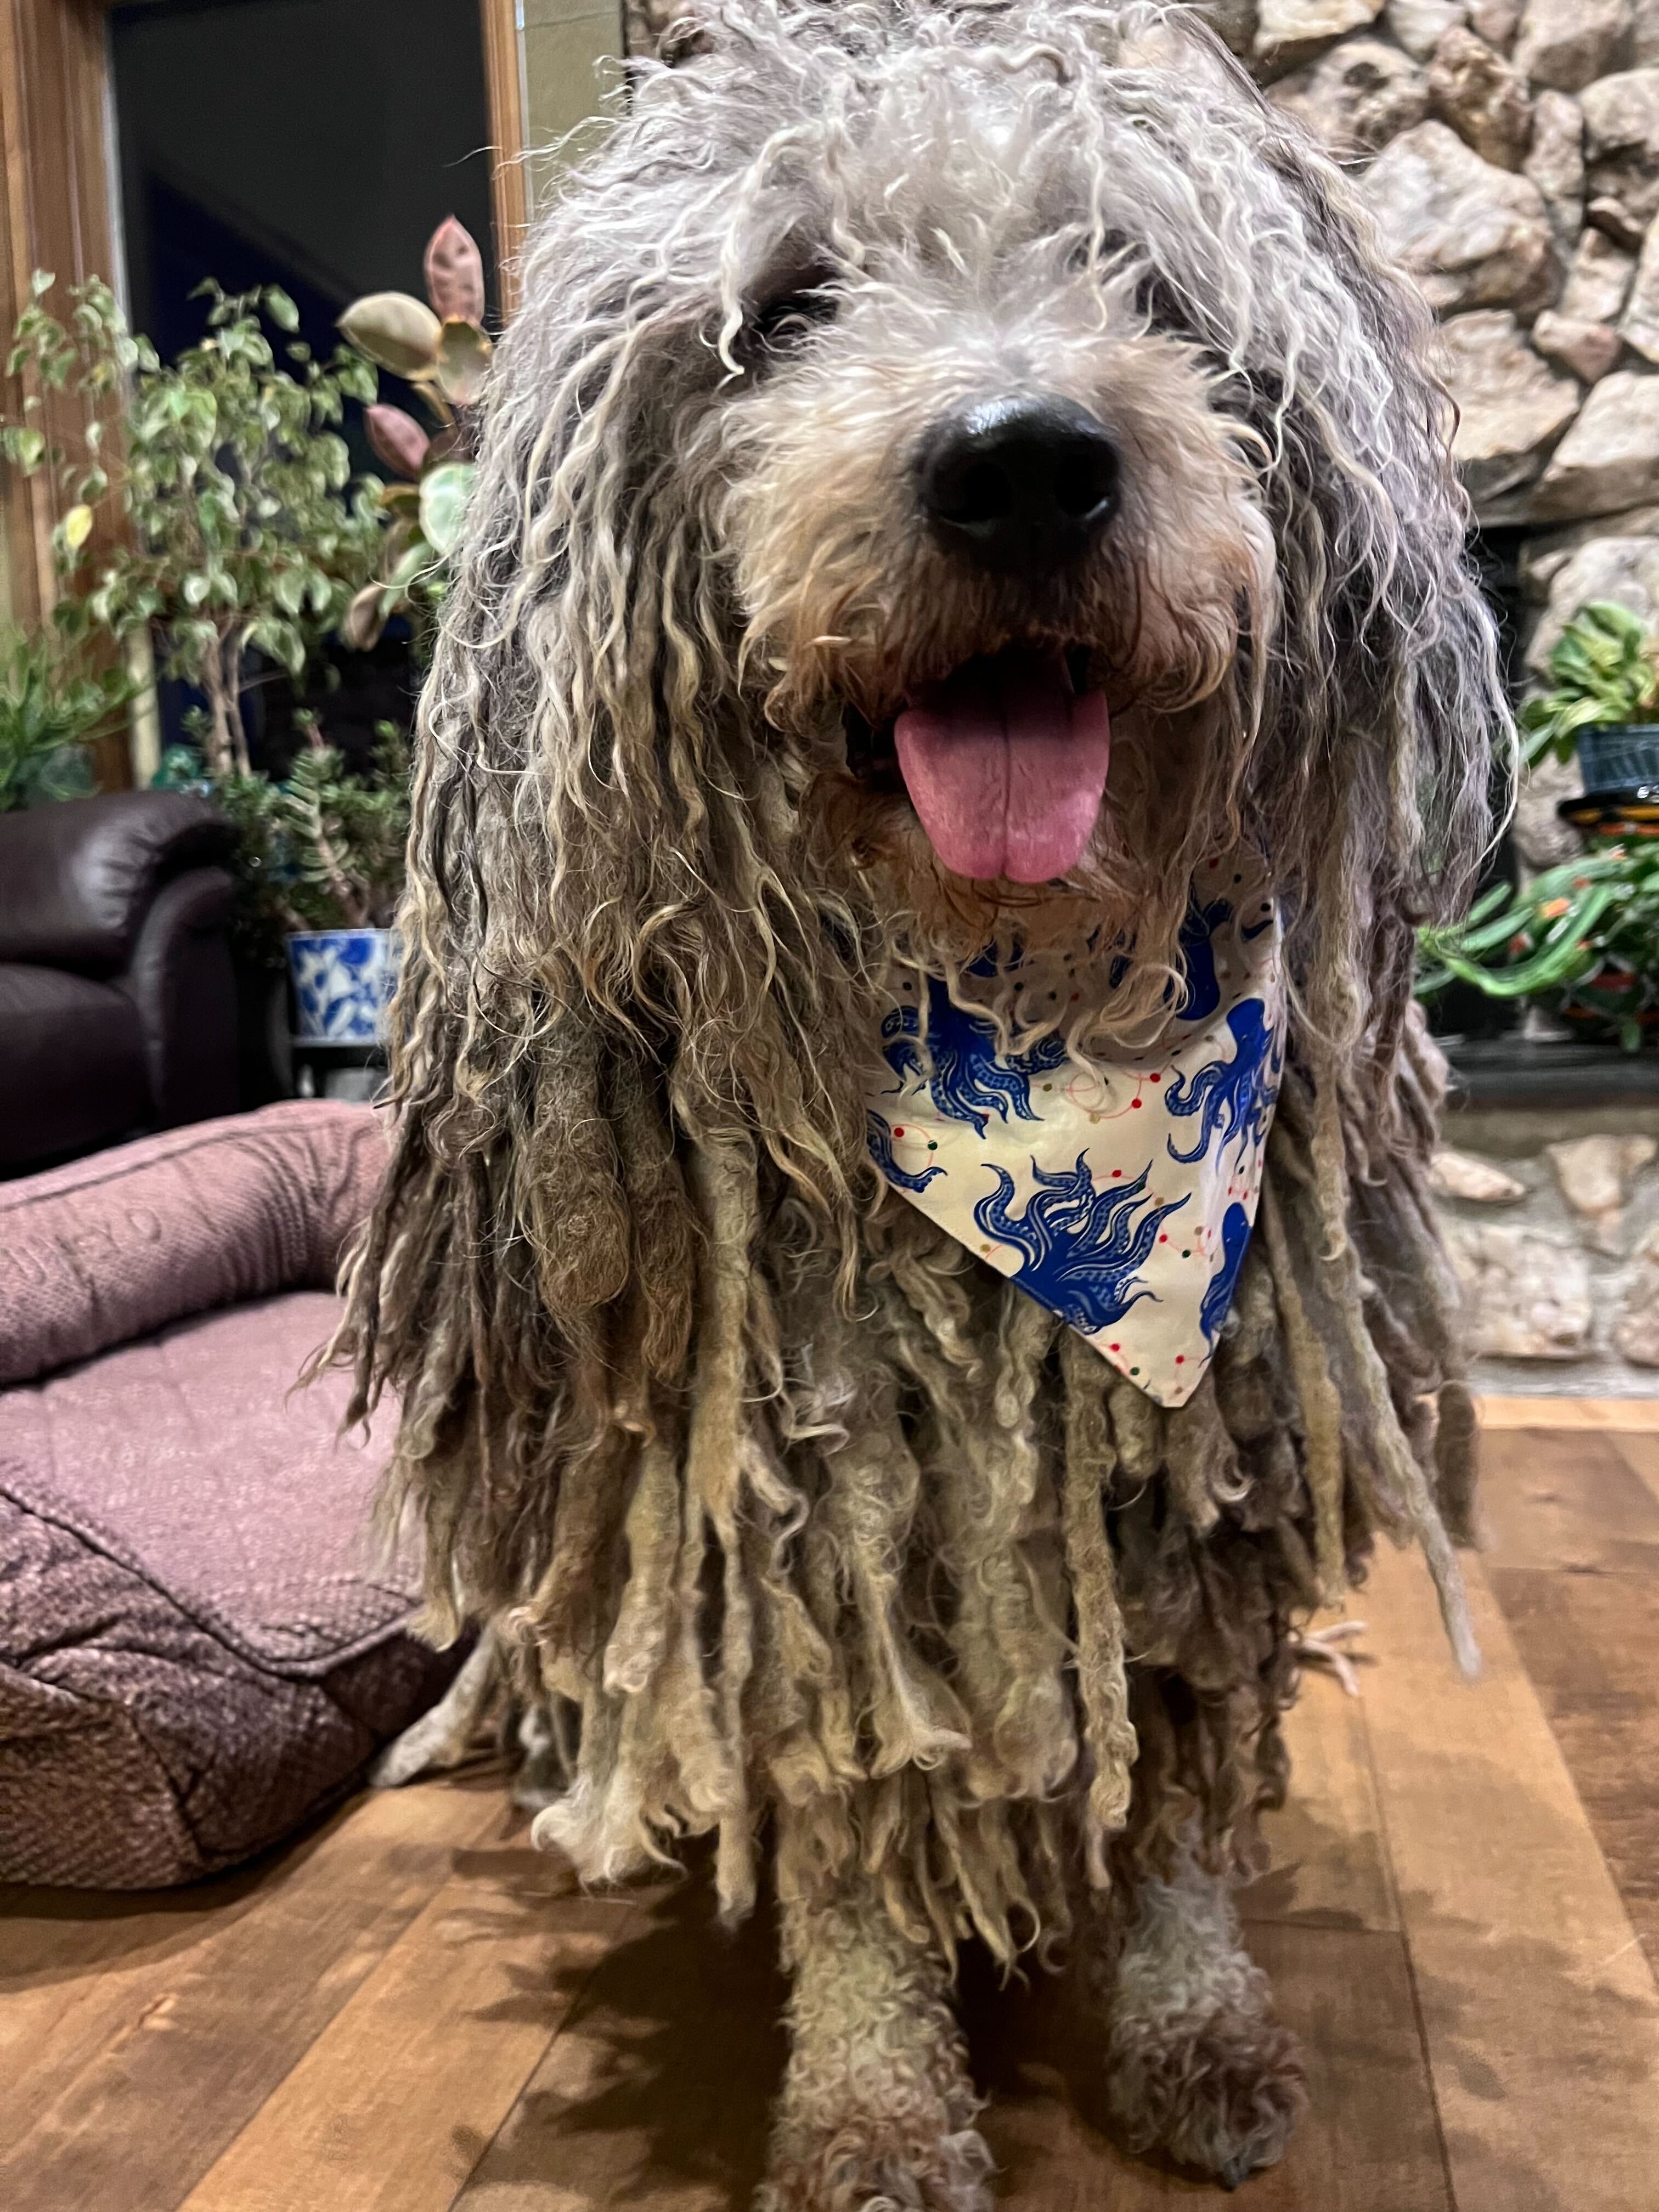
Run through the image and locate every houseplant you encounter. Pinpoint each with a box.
[0,622,135,810]
[1521,599,1659,796]
[1417,839,1659,1050]
[337,216,489,657]
[161,719,410,1042]
[1420,599,1659,1048]
[1,274,383,778]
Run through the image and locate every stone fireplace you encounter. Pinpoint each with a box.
[1241,0,1659,845]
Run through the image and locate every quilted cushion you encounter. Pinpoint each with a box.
[0,1100,387,1387]
[0,1108,458,1889]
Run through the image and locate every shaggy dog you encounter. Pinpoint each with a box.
[338,1,1511,2198]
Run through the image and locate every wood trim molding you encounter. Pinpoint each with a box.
[0,0,132,785]
[0,0,119,631]
[479,0,529,319]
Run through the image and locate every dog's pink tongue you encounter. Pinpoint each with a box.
[894,650,1111,884]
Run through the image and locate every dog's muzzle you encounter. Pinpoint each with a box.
[916,394,1120,579]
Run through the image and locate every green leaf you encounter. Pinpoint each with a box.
[386,539,432,591]
[264,286,300,332]
[418,461,473,558]
[1527,598,1659,759]
[1463,882,1513,928]
[433,318,492,407]
[337,292,441,379]
[5,426,46,471]
[342,582,387,651]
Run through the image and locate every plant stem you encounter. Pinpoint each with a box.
[199,636,235,781]
[222,630,251,778]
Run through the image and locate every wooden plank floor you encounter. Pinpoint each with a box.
[4,1409,1658,2211]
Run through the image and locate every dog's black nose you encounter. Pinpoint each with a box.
[917,397,1120,577]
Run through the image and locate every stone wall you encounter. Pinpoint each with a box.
[1435,1102,1659,1389]
[1227,0,1659,697]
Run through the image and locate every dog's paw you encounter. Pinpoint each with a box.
[756,2119,994,2212]
[1107,2002,1307,2187]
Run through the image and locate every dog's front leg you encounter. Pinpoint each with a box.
[1094,1830,1306,2190]
[757,1852,992,2212]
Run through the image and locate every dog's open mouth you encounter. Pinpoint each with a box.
[851,645,1111,885]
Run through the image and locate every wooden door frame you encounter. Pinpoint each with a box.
[0,0,528,644]
[0,0,117,632]
[479,0,529,317]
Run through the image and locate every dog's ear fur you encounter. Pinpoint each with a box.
[1110,8,1509,1088]
[1250,116,1509,1084]
[334,21,881,1538]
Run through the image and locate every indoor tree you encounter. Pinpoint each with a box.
[1,273,382,778]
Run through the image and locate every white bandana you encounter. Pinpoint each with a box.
[866,856,1285,1408]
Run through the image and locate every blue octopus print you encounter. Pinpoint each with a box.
[1164,996,1281,1167]
[1198,1201,1252,1342]
[882,977,1068,1135]
[972,1157,1188,1333]
[1174,896,1234,1024]
[866,1110,944,1194]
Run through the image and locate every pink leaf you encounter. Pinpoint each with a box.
[424,217,486,325]
[365,403,431,480]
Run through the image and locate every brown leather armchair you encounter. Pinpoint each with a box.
[0,791,240,1172]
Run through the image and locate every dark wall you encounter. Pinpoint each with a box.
[110,0,495,360]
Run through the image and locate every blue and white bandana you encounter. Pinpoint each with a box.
[866,855,1285,1408]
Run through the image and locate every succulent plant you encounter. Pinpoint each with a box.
[1520,600,1659,769]
[158,719,411,962]
[1418,838,1659,1051]
[337,217,490,653]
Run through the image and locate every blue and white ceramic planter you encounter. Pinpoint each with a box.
[287,927,400,1045]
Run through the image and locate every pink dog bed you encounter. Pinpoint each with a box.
[0,1104,457,1887]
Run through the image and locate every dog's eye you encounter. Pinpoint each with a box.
[748,278,838,354]
[1068,229,1130,275]
[1134,268,1199,342]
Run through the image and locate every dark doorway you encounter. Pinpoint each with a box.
[110,0,496,365]
[108,0,495,774]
